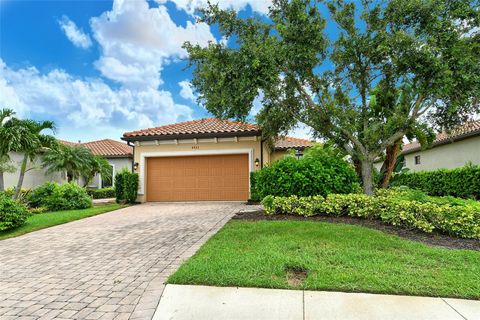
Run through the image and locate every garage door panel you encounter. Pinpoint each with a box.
[146,154,249,201]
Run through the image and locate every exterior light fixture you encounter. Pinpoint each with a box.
[254,158,260,167]
[295,149,303,160]
[133,162,139,171]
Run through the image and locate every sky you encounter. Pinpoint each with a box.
[0,0,313,142]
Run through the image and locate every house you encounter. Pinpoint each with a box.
[3,139,133,190]
[375,120,480,172]
[122,118,312,202]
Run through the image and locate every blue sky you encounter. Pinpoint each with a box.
[0,0,313,142]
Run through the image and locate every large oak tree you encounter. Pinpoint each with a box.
[185,0,480,194]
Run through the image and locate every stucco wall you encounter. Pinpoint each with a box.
[270,150,290,162]
[86,157,133,188]
[404,136,480,172]
[3,152,66,190]
[133,136,264,202]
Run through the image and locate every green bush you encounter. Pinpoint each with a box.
[86,187,115,199]
[28,181,57,207]
[261,190,480,239]
[391,165,480,199]
[0,194,30,231]
[44,183,93,211]
[252,146,360,200]
[124,173,139,204]
[114,171,128,203]
[28,182,93,211]
[114,171,139,204]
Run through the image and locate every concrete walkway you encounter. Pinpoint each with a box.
[154,284,480,320]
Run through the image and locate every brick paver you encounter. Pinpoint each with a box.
[0,202,242,319]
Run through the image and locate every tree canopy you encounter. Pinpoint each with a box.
[185,0,480,194]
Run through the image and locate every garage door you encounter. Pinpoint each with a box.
[146,154,249,201]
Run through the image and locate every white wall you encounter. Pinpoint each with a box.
[404,135,480,172]
[3,152,66,190]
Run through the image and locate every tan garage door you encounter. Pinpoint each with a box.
[146,154,249,201]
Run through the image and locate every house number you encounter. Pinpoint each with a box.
[192,145,200,149]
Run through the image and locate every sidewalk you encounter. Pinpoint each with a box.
[153,284,480,320]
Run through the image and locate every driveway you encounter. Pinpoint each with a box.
[0,202,243,320]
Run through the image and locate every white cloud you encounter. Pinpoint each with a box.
[156,0,272,15]
[90,0,216,89]
[58,16,92,49]
[0,59,193,141]
[178,80,196,102]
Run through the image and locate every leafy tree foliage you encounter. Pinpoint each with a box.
[185,0,480,194]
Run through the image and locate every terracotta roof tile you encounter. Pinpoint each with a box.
[402,120,480,154]
[60,139,132,157]
[123,118,260,138]
[274,136,313,150]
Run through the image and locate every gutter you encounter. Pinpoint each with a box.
[121,130,262,142]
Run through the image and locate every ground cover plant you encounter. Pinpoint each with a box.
[0,203,125,240]
[261,188,480,239]
[169,220,480,299]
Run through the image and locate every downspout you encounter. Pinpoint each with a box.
[260,138,264,169]
[127,141,135,172]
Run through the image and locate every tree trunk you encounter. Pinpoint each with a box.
[0,172,4,192]
[361,159,374,195]
[379,138,402,188]
[14,154,28,199]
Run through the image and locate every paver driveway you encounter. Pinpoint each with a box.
[0,202,243,320]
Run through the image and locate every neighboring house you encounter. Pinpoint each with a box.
[374,120,480,172]
[122,118,312,202]
[3,139,133,190]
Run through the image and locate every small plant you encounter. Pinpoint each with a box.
[114,170,128,203]
[124,172,139,204]
[0,194,30,231]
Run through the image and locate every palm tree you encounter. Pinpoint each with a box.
[42,144,92,182]
[12,119,57,199]
[0,108,24,192]
[81,155,112,187]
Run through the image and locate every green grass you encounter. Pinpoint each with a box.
[169,220,480,299]
[0,203,126,240]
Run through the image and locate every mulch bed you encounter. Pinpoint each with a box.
[233,210,480,251]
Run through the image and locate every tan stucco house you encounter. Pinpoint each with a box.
[122,118,312,202]
[374,120,480,172]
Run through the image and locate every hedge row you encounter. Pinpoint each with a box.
[261,192,480,239]
[391,165,480,199]
[86,187,115,199]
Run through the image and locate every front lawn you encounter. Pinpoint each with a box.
[169,220,480,299]
[0,203,126,240]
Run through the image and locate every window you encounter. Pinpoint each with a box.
[101,165,115,188]
[414,155,421,165]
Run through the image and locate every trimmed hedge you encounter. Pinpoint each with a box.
[251,146,360,200]
[391,165,480,199]
[114,171,139,204]
[262,189,480,239]
[86,187,115,199]
[0,194,30,231]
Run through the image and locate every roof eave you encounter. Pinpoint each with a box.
[402,129,480,155]
[121,130,262,142]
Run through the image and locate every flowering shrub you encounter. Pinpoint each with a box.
[261,190,480,239]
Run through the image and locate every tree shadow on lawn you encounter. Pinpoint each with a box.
[234,210,480,251]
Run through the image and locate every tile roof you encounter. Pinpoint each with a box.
[274,136,314,150]
[60,139,133,157]
[123,118,260,139]
[402,120,480,155]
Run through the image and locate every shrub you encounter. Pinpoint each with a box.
[114,171,128,203]
[261,191,480,239]
[28,181,57,207]
[252,146,360,199]
[124,173,139,204]
[391,165,480,199]
[44,183,93,211]
[0,194,30,231]
[86,187,115,199]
